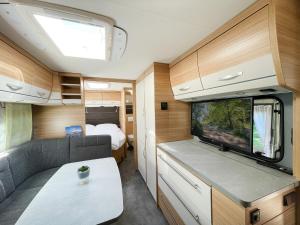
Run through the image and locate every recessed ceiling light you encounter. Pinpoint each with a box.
[34,14,106,60]
[86,81,110,89]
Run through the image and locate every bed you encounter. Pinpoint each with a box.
[85,107,126,163]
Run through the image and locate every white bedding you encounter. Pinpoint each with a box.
[86,124,126,150]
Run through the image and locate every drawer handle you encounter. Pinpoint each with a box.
[6,83,23,91]
[179,86,190,91]
[158,154,202,194]
[159,173,202,225]
[37,91,46,97]
[218,72,243,81]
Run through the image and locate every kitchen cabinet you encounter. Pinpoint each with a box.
[0,35,52,103]
[170,52,203,96]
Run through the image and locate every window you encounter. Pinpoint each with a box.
[253,97,283,162]
[191,96,284,163]
[85,81,110,90]
[34,14,106,60]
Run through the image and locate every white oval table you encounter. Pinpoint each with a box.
[16,157,123,225]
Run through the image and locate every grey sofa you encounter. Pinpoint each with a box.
[0,135,112,225]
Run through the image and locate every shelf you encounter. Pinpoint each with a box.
[62,93,81,96]
[61,83,81,87]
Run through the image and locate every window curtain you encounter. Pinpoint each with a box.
[253,105,272,157]
[0,104,5,152]
[4,103,32,150]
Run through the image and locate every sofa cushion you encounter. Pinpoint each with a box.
[70,135,112,162]
[7,142,44,187]
[0,156,15,202]
[0,168,58,225]
[35,138,70,171]
[7,138,69,187]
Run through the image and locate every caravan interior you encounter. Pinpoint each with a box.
[0,0,299,225]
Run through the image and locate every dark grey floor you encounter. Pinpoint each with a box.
[111,150,168,225]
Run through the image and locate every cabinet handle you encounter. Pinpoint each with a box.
[218,72,243,81]
[158,154,202,194]
[159,173,202,225]
[179,86,191,91]
[37,91,46,97]
[6,83,23,91]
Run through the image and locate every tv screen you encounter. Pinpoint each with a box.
[191,98,252,152]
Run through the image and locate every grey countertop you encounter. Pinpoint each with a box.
[157,139,299,207]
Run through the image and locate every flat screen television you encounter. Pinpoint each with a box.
[191,98,252,154]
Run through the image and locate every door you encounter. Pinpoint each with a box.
[136,80,147,182]
[144,73,157,201]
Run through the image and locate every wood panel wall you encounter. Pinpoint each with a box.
[119,89,126,133]
[32,105,85,139]
[84,90,121,102]
[153,63,191,144]
[137,63,191,144]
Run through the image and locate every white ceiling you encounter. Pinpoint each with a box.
[0,0,256,80]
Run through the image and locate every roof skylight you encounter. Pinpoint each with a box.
[34,14,106,60]
[85,81,110,90]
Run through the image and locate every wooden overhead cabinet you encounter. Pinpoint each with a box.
[170,52,203,96]
[197,6,275,90]
[0,34,53,103]
[169,0,300,101]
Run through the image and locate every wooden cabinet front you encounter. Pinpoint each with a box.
[170,52,203,96]
[197,6,274,90]
[0,36,52,94]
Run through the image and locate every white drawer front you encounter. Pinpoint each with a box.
[201,54,276,89]
[157,149,212,225]
[159,176,201,225]
[172,78,203,96]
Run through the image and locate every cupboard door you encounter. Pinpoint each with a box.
[198,6,273,89]
[170,52,203,96]
[136,80,147,182]
[0,38,52,99]
[262,207,295,225]
[0,40,23,81]
[144,73,157,201]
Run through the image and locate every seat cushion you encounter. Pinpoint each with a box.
[0,156,15,202]
[70,135,112,162]
[0,168,58,225]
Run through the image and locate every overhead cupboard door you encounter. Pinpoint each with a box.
[197,6,276,90]
[0,37,52,102]
[170,52,203,96]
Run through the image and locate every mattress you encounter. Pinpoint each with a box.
[86,124,126,150]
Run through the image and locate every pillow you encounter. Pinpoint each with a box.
[95,123,118,131]
[85,124,96,136]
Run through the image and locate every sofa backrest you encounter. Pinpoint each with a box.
[0,155,15,202]
[7,138,70,187]
[2,135,111,191]
[70,135,112,162]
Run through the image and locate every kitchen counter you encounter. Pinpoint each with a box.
[157,139,299,207]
